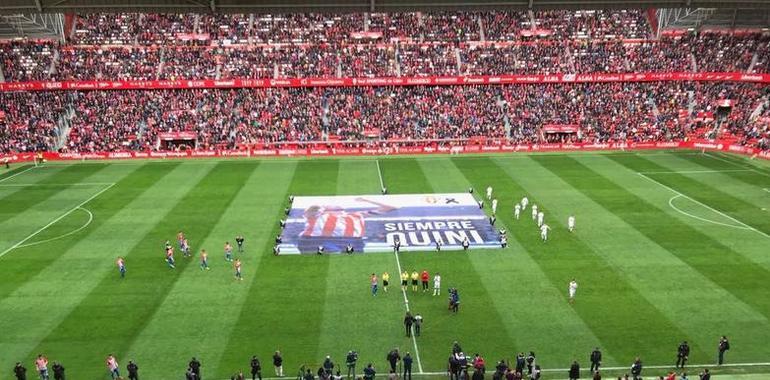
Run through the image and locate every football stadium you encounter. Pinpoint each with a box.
[1,1,770,379]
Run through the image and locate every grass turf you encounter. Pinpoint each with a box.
[0,151,769,379]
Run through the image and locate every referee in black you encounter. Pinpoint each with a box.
[235,235,245,253]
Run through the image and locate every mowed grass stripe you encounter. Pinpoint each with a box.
[503,156,765,364]
[420,157,613,368]
[578,155,770,271]
[315,160,405,374]
[382,158,515,371]
[701,152,770,177]
[455,156,692,365]
[542,156,770,359]
[0,162,168,302]
[678,152,770,187]
[0,164,110,249]
[38,161,254,375]
[219,160,338,376]
[0,162,189,374]
[0,162,216,379]
[644,153,770,207]
[609,154,770,237]
[126,161,297,379]
[572,154,770,364]
[0,164,34,181]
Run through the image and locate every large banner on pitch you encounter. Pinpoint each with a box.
[278,193,501,254]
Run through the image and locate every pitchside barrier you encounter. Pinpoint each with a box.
[1,139,768,163]
[0,72,769,92]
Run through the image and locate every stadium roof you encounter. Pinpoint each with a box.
[1,0,770,14]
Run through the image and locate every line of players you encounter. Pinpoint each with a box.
[369,270,442,296]
[482,186,579,304]
[481,186,575,243]
[115,232,247,280]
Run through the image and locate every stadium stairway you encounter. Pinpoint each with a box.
[748,52,759,73]
[48,49,59,78]
[0,64,4,83]
[477,15,485,42]
[690,52,698,71]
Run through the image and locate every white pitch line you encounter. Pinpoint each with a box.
[376,159,385,191]
[764,188,770,193]
[377,159,422,373]
[639,169,752,174]
[704,152,770,178]
[0,183,115,259]
[0,182,115,187]
[16,207,94,249]
[668,195,751,230]
[0,166,36,183]
[391,249,424,374]
[638,172,770,240]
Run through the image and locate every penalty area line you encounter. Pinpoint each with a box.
[638,172,770,240]
[0,166,36,183]
[16,207,94,249]
[0,183,115,259]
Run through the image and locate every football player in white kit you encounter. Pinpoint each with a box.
[486,186,493,200]
[568,215,576,232]
[540,223,551,241]
[531,204,538,220]
[568,279,578,304]
[521,196,529,210]
[491,198,498,215]
[433,272,441,296]
[537,211,544,227]
[514,204,521,220]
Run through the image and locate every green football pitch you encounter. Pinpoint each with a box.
[1,151,769,380]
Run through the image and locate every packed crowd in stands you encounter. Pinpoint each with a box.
[0,10,768,81]
[3,34,767,81]
[2,82,767,154]
[1,10,769,155]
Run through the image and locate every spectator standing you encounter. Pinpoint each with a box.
[250,356,262,380]
[472,353,485,374]
[273,351,284,377]
[363,364,375,380]
[404,312,414,337]
[630,358,642,380]
[717,336,730,365]
[127,360,139,380]
[525,352,535,375]
[514,353,525,374]
[413,313,423,337]
[51,362,64,380]
[676,341,690,368]
[106,354,120,380]
[189,357,202,380]
[530,365,541,380]
[589,347,601,372]
[323,356,334,376]
[345,351,358,378]
[13,362,27,380]
[35,355,49,380]
[568,361,579,380]
[387,348,401,372]
[403,352,413,380]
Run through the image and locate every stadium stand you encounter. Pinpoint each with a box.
[0,9,769,155]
